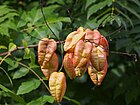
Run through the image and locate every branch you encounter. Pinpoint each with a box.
[110,51,137,62]
[0,44,38,56]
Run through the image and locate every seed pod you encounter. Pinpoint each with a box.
[88,61,108,85]
[64,27,85,52]
[63,52,76,79]
[73,40,92,68]
[38,38,57,66]
[90,45,107,71]
[49,72,66,102]
[93,30,101,46]
[100,35,109,56]
[75,64,87,77]
[41,53,58,80]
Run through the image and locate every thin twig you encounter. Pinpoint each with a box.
[40,0,59,40]
[0,52,11,65]
[110,51,137,62]
[0,45,38,56]
[14,60,51,94]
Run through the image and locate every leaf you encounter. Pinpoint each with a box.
[114,15,122,27]
[85,0,96,9]
[131,0,140,7]
[64,96,81,105]
[0,45,7,49]
[23,48,30,59]
[5,58,19,71]
[87,0,112,19]
[0,6,16,16]
[117,1,140,19]
[8,43,16,51]
[0,67,13,86]
[116,38,132,50]
[97,13,110,26]
[29,51,39,68]
[125,87,140,105]
[116,8,133,26]
[27,95,54,105]
[47,17,71,23]
[129,26,140,34]
[134,46,140,57]
[13,67,29,79]
[0,84,26,104]
[17,78,41,95]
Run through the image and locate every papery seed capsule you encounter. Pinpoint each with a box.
[38,38,57,66]
[75,65,87,77]
[73,40,92,68]
[88,61,108,85]
[41,53,58,80]
[93,30,101,46]
[64,27,85,52]
[100,35,109,55]
[63,53,76,79]
[90,45,107,71]
[49,72,66,102]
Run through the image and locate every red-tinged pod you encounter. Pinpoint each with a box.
[73,40,92,68]
[73,40,85,67]
[41,53,58,80]
[85,29,94,42]
[64,27,85,52]
[38,38,57,66]
[76,41,92,68]
[90,45,107,71]
[88,61,108,85]
[100,35,109,56]
[63,53,76,79]
[93,30,101,46]
[64,31,77,52]
[49,72,66,102]
[75,64,87,77]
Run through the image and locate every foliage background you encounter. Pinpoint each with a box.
[0,0,140,105]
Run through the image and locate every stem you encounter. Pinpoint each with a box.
[0,52,11,65]
[14,60,51,94]
[40,0,59,40]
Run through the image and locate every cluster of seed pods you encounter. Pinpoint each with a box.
[38,38,66,102]
[37,27,109,103]
[63,27,109,85]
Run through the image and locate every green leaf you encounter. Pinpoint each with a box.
[0,84,26,104]
[64,96,81,105]
[8,43,16,51]
[131,0,140,7]
[23,48,30,59]
[47,17,71,23]
[0,45,7,49]
[114,15,122,27]
[5,58,19,71]
[116,38,132,50]
[125,87,140,105]
[0,67,13,86]
[17,78,41,95]
[85,0,96,9]
[29,51,39,68]
[13,67,29,79]
[97,13,110,26]
[117,1,140,19]
[27,95,54,105]
[87,0,112,19]
[134,46,140,57]
[116,8,133,26]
